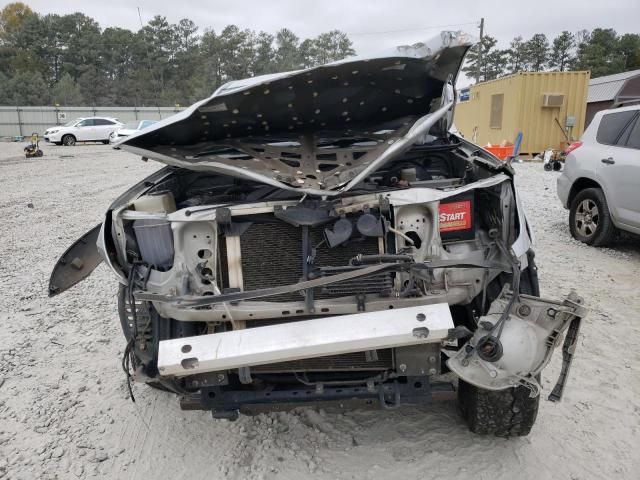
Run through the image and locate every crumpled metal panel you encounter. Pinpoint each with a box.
[118,31,473,192]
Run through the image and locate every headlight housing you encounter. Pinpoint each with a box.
[48,129,59,134]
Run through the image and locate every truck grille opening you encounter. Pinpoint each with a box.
[236,219,383,302]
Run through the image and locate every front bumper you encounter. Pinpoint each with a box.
[157,304,454,377]
[44,132,63,143]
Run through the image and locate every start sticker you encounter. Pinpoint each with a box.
[439,200,472,232]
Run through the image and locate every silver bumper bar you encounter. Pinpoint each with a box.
[157,304,454,377]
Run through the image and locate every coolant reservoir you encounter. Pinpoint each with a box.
[133,191,176,213]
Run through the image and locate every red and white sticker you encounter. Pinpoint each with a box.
[439,200,472,232]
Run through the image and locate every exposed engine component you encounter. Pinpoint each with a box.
[324,217,354,247]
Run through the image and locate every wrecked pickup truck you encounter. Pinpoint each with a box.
[49,31,586,436]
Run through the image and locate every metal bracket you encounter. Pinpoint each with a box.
[238,367,252,385]
[356,293,366,312]
[548,316,582,402]
[364,349,379,362]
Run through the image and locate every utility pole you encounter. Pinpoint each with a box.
[476,17,484,84]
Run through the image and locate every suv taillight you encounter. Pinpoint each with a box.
[564,141,583,155]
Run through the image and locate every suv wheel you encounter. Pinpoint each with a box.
[457,258,540,437]
[569,188,616,246]
[62,134,76,146]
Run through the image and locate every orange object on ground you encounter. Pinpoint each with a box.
[484,145,514,160]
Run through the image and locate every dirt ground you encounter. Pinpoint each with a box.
[0,141,638,480]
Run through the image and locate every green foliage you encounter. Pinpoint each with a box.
[2,70,49,105]
[549,31,575,71]
[524,34,550,71]
[50,72,83,105]
[506,36,527,73]
[0,3,356,106]
[2,1,638,103]
[465,27,639,84]
[461,35,499,82]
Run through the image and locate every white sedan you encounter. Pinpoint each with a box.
[110,120,157,144]
[44,117,123,146]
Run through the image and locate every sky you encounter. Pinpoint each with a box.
[4,0,640,86]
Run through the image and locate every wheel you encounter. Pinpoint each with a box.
[457,257,540,437]
[102,140,110,144]
[36,149,43,157]
[569,188,616,246]
[543,162,552,171]
[62,134,76,146]
[552,160,562,171]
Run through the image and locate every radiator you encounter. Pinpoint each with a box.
[237,219,385,302]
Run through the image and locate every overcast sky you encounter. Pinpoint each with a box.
[6,0,640,86]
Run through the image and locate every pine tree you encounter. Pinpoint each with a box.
[549,31,575,71]
[51,73,83,106]
[524,34,550,72]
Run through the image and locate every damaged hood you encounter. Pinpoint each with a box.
[118,31,474,196]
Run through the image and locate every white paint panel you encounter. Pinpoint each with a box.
[158,304,453,377]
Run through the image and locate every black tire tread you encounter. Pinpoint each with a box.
[458,379,539,437]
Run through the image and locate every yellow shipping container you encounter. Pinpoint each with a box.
[454,71,590,156]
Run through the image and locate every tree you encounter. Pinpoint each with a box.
[4,71,49,105]
[506,36,527,73]
[216,25,258,81]
[0,2,34,43]
[51,72,83,105]
[274,28,301,71]
[0,5,362,107]
[617,33,640,71]
[574,28,624,77]
[310,30,355,65]
[462,35,499,83]
[524,34,549,71]
[484,49,509,80]
[251,31,275,76]
[549,31,575,71]
[0,70,8,103]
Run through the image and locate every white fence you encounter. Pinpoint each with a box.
[0,106,185,137]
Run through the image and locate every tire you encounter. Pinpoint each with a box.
[552,160,562,171]
[458,379,539,437]
[569,187,616,246]
[543,162,552,171]
[457,256,540,437]
[62,134,76,146]
[102,140,110,144]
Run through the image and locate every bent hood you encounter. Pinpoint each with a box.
[118,31,474,195]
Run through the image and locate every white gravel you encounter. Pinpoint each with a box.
[0,142,638,480]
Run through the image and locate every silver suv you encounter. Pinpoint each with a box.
[49,33,587,436]
[557,105,640,246]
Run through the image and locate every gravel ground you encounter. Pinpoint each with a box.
[0,141,638,480]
